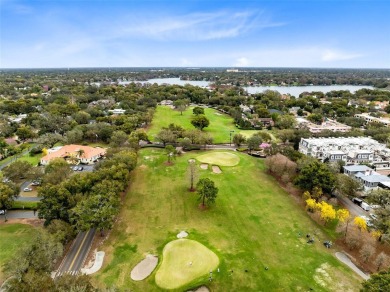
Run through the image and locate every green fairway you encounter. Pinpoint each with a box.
[147,106,271,144]
[196,151,240,166]
[95,149,362,291]
[0,224,36,283]
[155,239,219,289]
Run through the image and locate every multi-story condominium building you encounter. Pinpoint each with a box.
[299,137,388,164]
[354,113,390,127]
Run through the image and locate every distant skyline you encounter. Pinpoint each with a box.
[1,0,389,69]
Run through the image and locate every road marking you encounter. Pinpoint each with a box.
[68,229,92,271]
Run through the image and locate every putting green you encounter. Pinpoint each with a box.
[196,152,239,166]
[155,239,219,290]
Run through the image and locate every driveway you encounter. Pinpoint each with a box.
[336,194,369,217]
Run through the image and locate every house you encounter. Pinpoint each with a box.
[108,109,126,115]
[343,165,372,176]
[40,145,106,165]
[296,117,351,133]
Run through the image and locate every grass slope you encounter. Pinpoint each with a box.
[147,106,260,144]
[0,224,36,283]
[95,149,361,291]
[155,239,219,289]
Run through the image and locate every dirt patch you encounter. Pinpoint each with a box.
[131,254,158,281]
[200,164,208,170]
[0,218,44,227]
[212,165,222,174]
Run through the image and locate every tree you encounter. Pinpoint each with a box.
[361,269,390,291]
[374,252,390,271]
[38,184,75,225]
[156,128,176,146]
[173,99,190,115]
[305,198,317,212]
[354,216,367,232]
[165,145,177,164]
[0,182,19,221]
[110,130,128,147]
[16,126,36,142]
[336,174,362,198]
[2,160,33,181]
[197,178,218,207]
[336,208,350,237]
[187,159,198,192]
[73,110,91,124]
[277,129,295,144]
[247,134,262,154]
[295,158,336,194]
[359,244,375,263]
[191,115,210,130]
[307,113,323,124]
[43,158,72,185]
[318,201,336,225]
[275,115,297,129]
[193,107,204,115]
[233,133,246,147]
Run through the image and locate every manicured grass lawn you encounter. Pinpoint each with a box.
[196,151,240,166]
[18,153,42,166]
[11,201,38,210]
[94,149,361,291]
[0,224,36,283]
[147,106,275,144]
[155,239,219,290]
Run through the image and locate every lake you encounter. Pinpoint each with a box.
[120,78,374,96]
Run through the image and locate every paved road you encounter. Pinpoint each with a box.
[335,252,370,280]
[15,196,42,202]
[336,194,368,217]
[0,210,38,219]
[55,229,96,277]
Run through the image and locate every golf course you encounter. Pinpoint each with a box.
[94,149,362,291]
[147,106,265,144]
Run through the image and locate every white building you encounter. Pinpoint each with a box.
[296,117,351,133]
[108,109,126,115]
[354,113,390,127]
[299,137,387,164]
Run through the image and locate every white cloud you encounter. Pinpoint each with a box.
[321,49,363,61]
[234,57,250,67]
[117,10,283,41]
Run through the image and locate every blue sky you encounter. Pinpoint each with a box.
[1,0,389,68]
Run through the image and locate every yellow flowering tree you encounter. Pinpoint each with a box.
[305,198,317,212]
[337,209,350,237]
[319,201,336,225]
[353,217,367,232]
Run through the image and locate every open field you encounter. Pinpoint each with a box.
[155,239,219,289]
[94,149,361,291]
[0,224,36,283]
[147,106,271,144]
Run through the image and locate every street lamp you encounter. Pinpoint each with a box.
[229,130,235,146]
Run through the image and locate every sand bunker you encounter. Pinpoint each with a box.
[212,165,222,174]
[177,231,189,238]
[200,163,208,170]
[131,254,158,281]
[189,286,210,292]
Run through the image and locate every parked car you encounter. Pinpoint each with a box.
[361,202,371,211]
[77,166,84,171]
[72,166,79,171]
[352,197,363,206]
[359,215,373,227]
[23,187,33,192]
[0,210,5,215]
[370,214,378,221]
[31,180,41,186]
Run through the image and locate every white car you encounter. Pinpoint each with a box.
[0,210,5,215]
[23,187,33,192]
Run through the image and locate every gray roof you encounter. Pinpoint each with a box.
[359,175,390,183]
[343,165,372,172]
